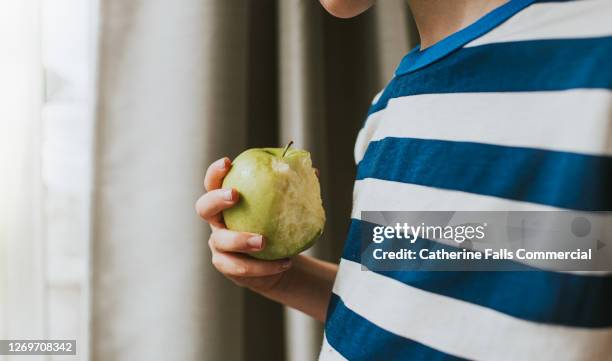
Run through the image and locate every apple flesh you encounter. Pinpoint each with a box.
[222,144,325,260]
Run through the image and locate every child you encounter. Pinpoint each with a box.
[196,0,612,359]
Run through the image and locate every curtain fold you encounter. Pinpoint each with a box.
[91,1,415,360]
[0,0,46,345]
[279,2,327,360]
[91,1,248,360]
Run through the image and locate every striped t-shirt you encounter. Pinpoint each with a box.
[320,0,612,360]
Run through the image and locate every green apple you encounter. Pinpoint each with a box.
[222,142,325,260]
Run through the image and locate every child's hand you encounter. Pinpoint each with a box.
[195,157,292,292]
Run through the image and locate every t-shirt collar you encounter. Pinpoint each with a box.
[395,0,537,77]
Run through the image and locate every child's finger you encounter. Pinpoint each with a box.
[210,229,264,253]
[195,188,238,222]
[211,251,291,277]
[204,157,231,191]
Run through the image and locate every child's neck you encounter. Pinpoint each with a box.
[408,0,509,49]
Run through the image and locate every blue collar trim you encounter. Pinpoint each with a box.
[395,0,536,77]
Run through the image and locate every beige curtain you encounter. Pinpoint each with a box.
[90,1,416,360]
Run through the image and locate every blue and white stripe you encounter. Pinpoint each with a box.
[321,0,612,359]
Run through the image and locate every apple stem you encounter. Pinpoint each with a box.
[281,140,294,158]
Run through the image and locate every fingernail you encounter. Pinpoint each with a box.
[216,157,229,170]
[223,189,234,201]
[280,259,291,269]
[247,235,263,250]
